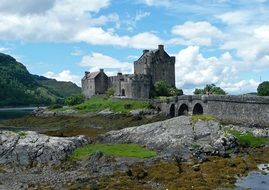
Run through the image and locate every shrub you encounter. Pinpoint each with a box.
[106,87,115,97]
[65,94,85,106]
[48,104,63,109]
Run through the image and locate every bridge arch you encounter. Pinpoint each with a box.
[178,104,189,116]
[169,104,175,118]
[193,103,203,115]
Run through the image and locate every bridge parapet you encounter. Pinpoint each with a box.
[153,95,269,127]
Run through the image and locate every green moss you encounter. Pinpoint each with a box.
[18,131,27,137]
[69,144,157,160]
[191,114,217,122]
[73,96,151,113]
[226,129,269,148]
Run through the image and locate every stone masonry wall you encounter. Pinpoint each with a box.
[154,95,269,127]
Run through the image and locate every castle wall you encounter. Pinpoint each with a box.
[95,72,108,94]
[81,78,95,98]
[148,56,175,87]
[120,75,151,99]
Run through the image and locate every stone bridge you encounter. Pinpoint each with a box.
[153,95,269,127]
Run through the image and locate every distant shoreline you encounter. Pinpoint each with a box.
[0,107,44,111]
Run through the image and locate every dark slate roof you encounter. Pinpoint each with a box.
[137,49,170,62]
[83,71,100,80]
[88,71,100,79]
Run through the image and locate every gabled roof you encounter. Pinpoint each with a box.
[88,71,100,79]
[136,49,170,62]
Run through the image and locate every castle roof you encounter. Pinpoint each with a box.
[82,71,100,80]
[88,71,100,79]
[136,45,170,62]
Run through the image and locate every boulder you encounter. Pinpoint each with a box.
[0,131,89,167]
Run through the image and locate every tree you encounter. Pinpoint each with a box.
[154,81,183,97]
[193,88,204,95]
[193,84,227,95]
[154,81,169,96]
[169,87,183,96]
[257,81,269,96]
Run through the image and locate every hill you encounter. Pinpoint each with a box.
[33,75,81,98]
[0,53,81,107]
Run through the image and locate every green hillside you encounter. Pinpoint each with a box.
[0,53,81,107]
[33,75,81,98]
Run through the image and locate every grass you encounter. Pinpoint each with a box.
[226,129,269,148]
[69,143,157,160]
[73,96,152,113]
[18,131,27,137]
[191,114,217,122]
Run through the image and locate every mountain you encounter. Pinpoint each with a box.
[0,53,81,107]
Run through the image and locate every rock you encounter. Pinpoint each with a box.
[100,116,194,151]
[192,164,200,171]
[98,109,114,116]
[0,131,89,167]
[130,109,157,117]
[33,108,78,117]
[100,116,241,158]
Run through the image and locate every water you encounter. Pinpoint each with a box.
[235,164,269,190]
[0,107,35,120]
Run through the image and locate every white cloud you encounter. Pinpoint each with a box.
[220,79,259,94]
[175,46,238,93]
[171,21,223,46]
[216,11,251,25]
[52,0,110,16]
[135,11,151,21]
[79,53,132,75]
[0,0,161,49]
[74,28,162,49]
[254,25,269,41]
[0,47,9,52]
[0,0,55,15]
[141,0,171,6]
[221,24,269,69]
[44,70,81,86]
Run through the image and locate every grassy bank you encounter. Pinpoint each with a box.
[69,144,157,160]
[226,129,269,147]
[74,96,152,113]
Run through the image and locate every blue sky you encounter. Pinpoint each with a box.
[0,0,269,94]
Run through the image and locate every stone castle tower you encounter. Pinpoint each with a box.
[82,45,175,99]
[134,44,175,87]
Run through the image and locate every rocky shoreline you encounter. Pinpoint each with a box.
[0,115,269,189]
[0,131,89,167]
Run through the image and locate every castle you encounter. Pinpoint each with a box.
[81,45,175,99]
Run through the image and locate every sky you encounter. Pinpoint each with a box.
[0,0,269,94]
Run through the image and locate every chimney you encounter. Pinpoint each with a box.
[100,69,104,73]
[158,44,164,51]
[85,71,90,75]
[143,49,149,54]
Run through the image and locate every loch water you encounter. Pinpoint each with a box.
[0,107,35,120]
